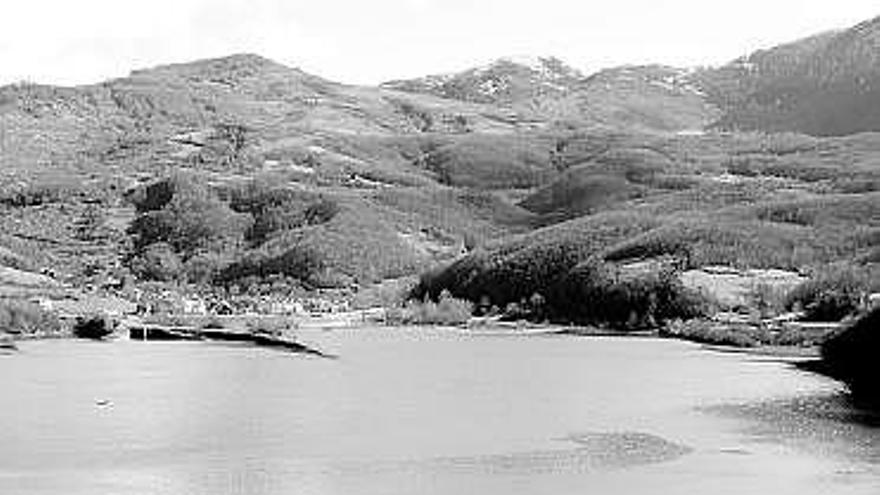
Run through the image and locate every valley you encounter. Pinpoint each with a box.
[3,7,880,495]
[0,17,877,352]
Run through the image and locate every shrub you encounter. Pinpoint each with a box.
[387,290,473,326]
[748,281,789,318]
[0,179,91,207]
[72,314,114,340]
[223,182,340,244]
[785,264,877,321]
[501,292,548,322]
[244,316,293,335]
[663,318,830,348]
[126,175,178,213]
[0,300,61,335]
[219,245,326,287]
[662,320,763,348]
[771,327,825,347]
[131,242,183,282]
[548,260,708,329]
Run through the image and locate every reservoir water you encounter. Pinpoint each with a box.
[1,329,879,494]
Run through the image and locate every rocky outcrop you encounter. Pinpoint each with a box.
[816,308,880,403]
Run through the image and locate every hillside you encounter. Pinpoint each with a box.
[383,59,719,133]
[0,16,879,309]
[0,54,541,176]
[386,16,880,137]
[415,131,880,321]
[0,54,553,289]
[699,16,880,136]
[382,56,586,105]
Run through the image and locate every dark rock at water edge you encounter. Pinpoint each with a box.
[72,315,115,340]
[814,308,880,404]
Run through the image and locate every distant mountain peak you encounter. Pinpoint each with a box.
[492,54,580,72]
[467,55,584,79]
[381,55,586,104]
[497,54,551,67]
[128,53,309,82]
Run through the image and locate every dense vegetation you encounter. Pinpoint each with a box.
[0,300,62,336]
[784,264,880,321]
[386,290,474,326]
[126,174,253,283]
[545,259,707,328]
[124,174,424,288]
[413,130,880,327]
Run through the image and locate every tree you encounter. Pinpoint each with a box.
[133,242,183,282]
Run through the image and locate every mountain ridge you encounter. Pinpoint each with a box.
[6,9,879,139]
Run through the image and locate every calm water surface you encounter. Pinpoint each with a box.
[1,329,879,494]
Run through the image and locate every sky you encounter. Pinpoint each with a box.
[1,0,878,86]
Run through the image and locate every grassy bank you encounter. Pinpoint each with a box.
[661,318,834,349]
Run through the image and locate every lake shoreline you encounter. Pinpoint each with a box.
[1,310,825,361]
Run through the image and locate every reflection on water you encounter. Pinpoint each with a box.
[0,332,878,494]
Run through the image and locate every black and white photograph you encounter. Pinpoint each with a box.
[1,1,879,493]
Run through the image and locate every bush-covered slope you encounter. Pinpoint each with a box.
[414,132,880,322]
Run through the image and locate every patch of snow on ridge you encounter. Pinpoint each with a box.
[649,80,676,91]
[541,81,568,92]
[421,73,454,89]
[495,55,585,80]
[478,78,506,95]
[499,55,549,72]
